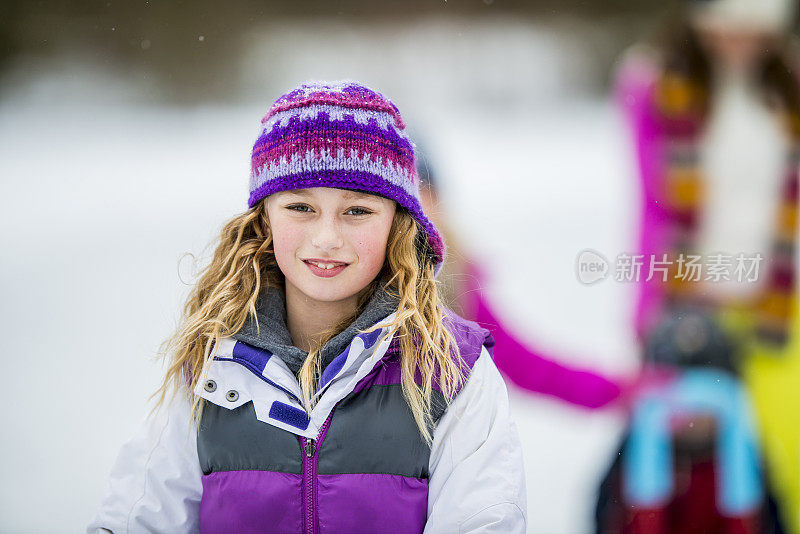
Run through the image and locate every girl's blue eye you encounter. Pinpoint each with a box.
[346,207,372,216]
[287,204,311,213]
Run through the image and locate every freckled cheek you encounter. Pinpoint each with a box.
[351,231,387,270]
[271,223,306,263]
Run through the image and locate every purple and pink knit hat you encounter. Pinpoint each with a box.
[248,80,445,274]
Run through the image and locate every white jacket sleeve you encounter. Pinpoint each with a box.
[424,345,528,533]
[86,389,203,534]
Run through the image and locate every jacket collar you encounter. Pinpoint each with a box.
[231,275,401,377]
[197,309,400,440]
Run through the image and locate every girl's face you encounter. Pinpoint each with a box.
[691,17,774,72]
[265,187,396,306]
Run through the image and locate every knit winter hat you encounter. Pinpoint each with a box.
[249,80,445,274]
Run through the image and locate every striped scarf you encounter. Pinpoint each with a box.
[653,69,799,347]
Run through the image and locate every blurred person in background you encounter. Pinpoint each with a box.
[466,0,800,531]
[414,138,471,318]
[414,137,624,410]
[594,0,800,531]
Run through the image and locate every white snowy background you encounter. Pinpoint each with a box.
[0,16,641,533]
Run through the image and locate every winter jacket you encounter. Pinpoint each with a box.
[86,308,527,533]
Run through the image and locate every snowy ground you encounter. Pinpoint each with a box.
[1,19,642,533]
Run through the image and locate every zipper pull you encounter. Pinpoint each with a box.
[305,439,315,458]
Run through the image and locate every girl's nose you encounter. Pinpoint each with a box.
[310,217,344,251]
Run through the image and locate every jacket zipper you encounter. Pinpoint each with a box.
[300,408,335,534]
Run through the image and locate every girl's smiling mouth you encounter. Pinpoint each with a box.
[302,258,350,278]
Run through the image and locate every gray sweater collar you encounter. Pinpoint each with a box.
[232,278,400,377]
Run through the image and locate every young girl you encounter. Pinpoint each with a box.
[86,81,527,533]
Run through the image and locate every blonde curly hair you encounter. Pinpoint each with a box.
[152,198,466,445]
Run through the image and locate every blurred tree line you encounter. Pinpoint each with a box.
[0,0,682,103]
